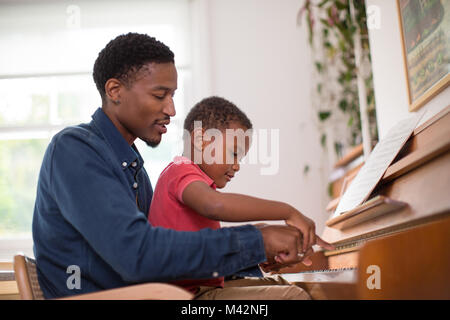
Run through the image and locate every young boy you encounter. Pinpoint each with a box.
[148,96,332,299]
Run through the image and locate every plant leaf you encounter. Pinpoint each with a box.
[321,133,327,147]
[328,182,333,197]
[334,142,343,157]
[347,115,354,127]
[318,0,329,8]
[318,111,331,121]
[334,0,348,11]
[303,165,310,175]
[339,99,348,111]
[320,18,331,27]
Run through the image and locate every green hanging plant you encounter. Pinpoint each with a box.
[299,0,378,158]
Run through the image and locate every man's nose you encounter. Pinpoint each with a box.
[163,97,176,117]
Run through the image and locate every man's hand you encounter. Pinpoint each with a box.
[259,247,314,273]
[255,223,335,270]
[256,224,304,265]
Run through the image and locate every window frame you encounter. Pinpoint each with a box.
[0,0,209,262]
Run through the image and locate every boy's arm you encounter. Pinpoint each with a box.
[182,181,333,252]
[183,181,297,222]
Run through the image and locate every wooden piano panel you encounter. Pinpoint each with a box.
[357,216,450,299]
[276,106,450,299]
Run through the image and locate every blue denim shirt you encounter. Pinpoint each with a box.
[32,108,265,298]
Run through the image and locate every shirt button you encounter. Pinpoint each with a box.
[122,162,127,167]
[131,162,137,167]
[133,182,138,189]
[212,272,219,278]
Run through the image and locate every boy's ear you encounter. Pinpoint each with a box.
[191,127,204,152]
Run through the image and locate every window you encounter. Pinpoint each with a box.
[0,0,192,260]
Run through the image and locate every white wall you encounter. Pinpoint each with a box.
[197,0,450,235]
[366,0,450,138]
[202,0,330,233]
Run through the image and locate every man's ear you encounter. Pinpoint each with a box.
[104,78,122,104]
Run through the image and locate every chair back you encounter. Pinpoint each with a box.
[13,254,44,300]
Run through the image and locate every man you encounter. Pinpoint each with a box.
[32,33,326,299]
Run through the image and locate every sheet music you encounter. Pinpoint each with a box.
[332,111,425,218]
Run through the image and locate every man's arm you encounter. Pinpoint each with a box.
[49,132,266,283]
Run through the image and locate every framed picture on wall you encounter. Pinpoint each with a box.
[397,0,450,111]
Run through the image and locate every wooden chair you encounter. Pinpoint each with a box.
[13,254,193,300]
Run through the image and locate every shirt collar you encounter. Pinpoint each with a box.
[91,108,142,169]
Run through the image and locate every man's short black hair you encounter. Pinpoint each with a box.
[184,96,253,132]
[93,32,175,101]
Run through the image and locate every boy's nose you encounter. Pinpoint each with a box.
[232,163,240,172]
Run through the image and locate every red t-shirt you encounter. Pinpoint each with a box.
[148,156,224,292]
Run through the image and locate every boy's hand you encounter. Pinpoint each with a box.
[285,210,315,253]
[285,209,335,253]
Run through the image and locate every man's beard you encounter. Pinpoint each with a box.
[143,137,161,148]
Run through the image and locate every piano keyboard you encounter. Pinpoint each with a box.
[324,214,446,257]
[280,268,357,284]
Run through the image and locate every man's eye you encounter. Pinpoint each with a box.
[154,95,165,100]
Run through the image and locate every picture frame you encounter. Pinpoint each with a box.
[397,0,450,112]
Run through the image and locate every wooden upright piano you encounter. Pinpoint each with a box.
[278,106,450,299]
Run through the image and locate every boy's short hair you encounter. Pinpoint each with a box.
[93,32,174,102]
[183,96,253,132]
